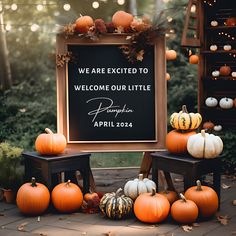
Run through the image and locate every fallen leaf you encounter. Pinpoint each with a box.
[37,216,41,222]
[136,50,144,61]
[181,225,193,232]
[126,36,132,40]
[232,200,236,206]
[17,222,29,231]
[221,183,231,189]
[39,233,47,236]
[103,231,116,236]
[217,215,230,225]
[116,26,124,34]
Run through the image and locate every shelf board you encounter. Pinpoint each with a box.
[201,106,236,113]
[203,76,236,81]
[205,26,236,30]
[201,50,236,54]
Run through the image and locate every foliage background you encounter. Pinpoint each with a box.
[0,0,235,173]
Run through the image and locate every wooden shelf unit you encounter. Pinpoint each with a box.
[198,0,236,128]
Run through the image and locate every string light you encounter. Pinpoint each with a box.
[5,23,11,31]
[203,0,216,7]
[63,3,71,11]
[36,4,44,11]
[92,1,99,9]
[117,0,125,5]
[167,16,173,22]
[11,4,18,11]
[190,5,196,13]
[30,24,40,32]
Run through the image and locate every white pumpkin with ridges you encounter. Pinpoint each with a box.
[219,97,234,109]
[205,97,218,107]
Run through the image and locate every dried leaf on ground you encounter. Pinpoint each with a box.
[232,200,236,206]
[217,215,230,225]
[221,183,231,189]
[37,216,41,222]
[39,233,47,236]
[17,222,29,231]
[103,231,116,236]
[181,225,193,232]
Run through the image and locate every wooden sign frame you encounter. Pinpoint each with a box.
[56,33,167,152]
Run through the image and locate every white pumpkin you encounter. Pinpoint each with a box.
[210,45,217,51]
[211,20,218,27]
[205,97,218,107]
[219,97,234,109]
[214,125,222,132]
[212,70,220,77]
[232,72,236,78]
[124,173,156,200]
[187,130,223,158]
[223,45,232,51]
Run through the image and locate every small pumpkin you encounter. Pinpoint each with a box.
[187,130,223,158]
[226,17,236,26]
[35,128,67,155]
[210,45,217,51]
[202,121,215,130]
[159,188,178,205]
[219,97,234,109]
[214,125,222,132]
[124,173,156,200]
[75,15,94,33]
[166,130,196,154]
[51,180,83,213]
[220,65,231,76]
[210,20,218,27]
[99,188,133,219]
[166,49,177,60]
[171,193,198,224]
[134,188,170,223]
[166,72,171,81]
[205,97,218,107]
[189,55,199,64]
[185,180,219,217]
[16,177,50,215]
[212,70,220,77]
[112,11,133,29]
[223,44,232,51]
[170,105,202,130]
[234,98,236,107]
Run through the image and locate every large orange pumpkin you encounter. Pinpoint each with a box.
[184,180,218,217]
[226,17,236,26]
[51,180,83,213]
[16,177,50,215]
[220,65,231,76]
[166,50,177,60]
[171,193,198,224]
[112,11,133,29]
[159,189,178,205]
[189,55,199,64]
[166,130,196,154]
[35,128,66,155]
[134,188,170,223]
[75,15,94,33]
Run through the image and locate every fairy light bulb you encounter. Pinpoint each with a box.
[31,24,39,32]
[117,0,125,5]
[92,1,99,9]
[63,3,71,11]
[11,4,17,11]
[5,24,11,31]
[36,4,44,11]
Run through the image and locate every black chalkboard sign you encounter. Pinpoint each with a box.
[67,44,156,143]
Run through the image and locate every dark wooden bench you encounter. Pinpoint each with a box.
[23,151,92,194]
[151,151,221,201]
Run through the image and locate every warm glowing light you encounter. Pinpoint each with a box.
[190,4,196,13]
[5,24,12,31]
[36,4,44,11]
[92,1,99,8]
[11,3,18,11]
[31,24,40,32]
[63,3,71,11]
[167,16,173,22]
[163,0,170,2]
[117,0,125,5]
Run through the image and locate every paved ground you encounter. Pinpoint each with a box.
[0,168,236,236]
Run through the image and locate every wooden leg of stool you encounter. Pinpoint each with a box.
[139,152,152,178]
[89,168,96,192]
[163,171,176,192]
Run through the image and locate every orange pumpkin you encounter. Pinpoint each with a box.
[171,193,198,224]
[52,180,83,213]
[226,17,236,26]
[166,50,177,60]
[202,121,215,130]
[112,11,133,29]
[220,65,231,76]
[35,128,66,155]
[234,98,236,108]
[185,180,218,217]
[189,55,199,64]
[134,188,170,223]
[159,189,178,205]
[75,15,94,33]
[16,177,50,215]
[166,72,171,81]
[166,130,196,154]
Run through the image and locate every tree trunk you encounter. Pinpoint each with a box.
[127,0,137,16]
[0,10,12,90]
[155,0,164,15]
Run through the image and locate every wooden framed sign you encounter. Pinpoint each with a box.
[56,34,167,152]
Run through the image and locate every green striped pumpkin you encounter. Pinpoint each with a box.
[99,188,133,219]
[170,105,202,131]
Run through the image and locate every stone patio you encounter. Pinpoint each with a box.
[0,168,236,236]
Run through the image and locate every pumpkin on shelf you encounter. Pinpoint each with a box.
[220,65,231,76]
[170,105,202,130]
[226,17,236,26]
[166,72,171,81]
[234,98,236,107]
[134,188,170,223]
[166,130,196,154]
[210,45,217,51]
[219,97,234,109]
[185,180,219,217]
[212,70,220,77]
[124,173,156,200]
[202,121,215,130]
[112,11,133,30]
[35,128,67,155]
[205,97,218,107]
[16,177,50,215]
[99,188,133,219]
[171,193,198,224]
[166,49,177,60]
[232,72,236,78]
[75,15,94,33]
[187,130,223,159]
[214,125,222,132]
[51,180,83,213]
[223,44,232,51]
[189,54,199,64]
[210,20,218,27]
[159,188,178,205]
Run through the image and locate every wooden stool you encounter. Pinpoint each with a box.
[23,151,91,194]
[151,151,221,200]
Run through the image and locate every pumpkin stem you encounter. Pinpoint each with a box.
[115,188,123,196]
[45,128,53,134]
[138,173,144,180]
[182,105,188,113]
[179,193,187,202]
[151,188,156,196]
[31,177,37,187]
[66,180,71,186]
[201,129,206,137]
[196,180,203,191]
